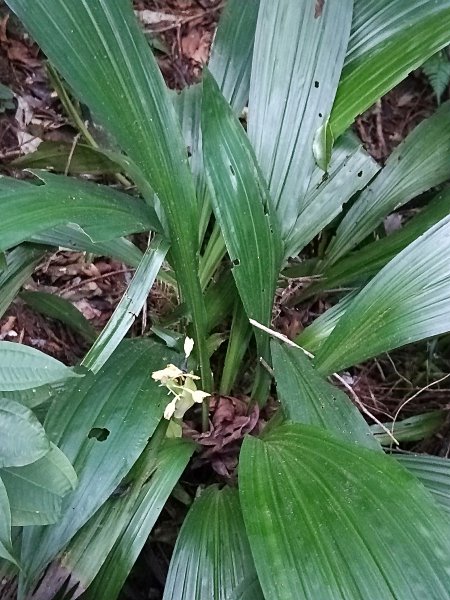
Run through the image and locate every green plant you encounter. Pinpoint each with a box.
[423,48,450,103]
[2,0,450,598]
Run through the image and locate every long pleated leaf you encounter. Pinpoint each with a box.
[81,235,169,373]
[209,0,259,114]
[240,422,450,600]
[302,190,450,300]
[248,0,353,240]
[31,225,143,268]
[164,486,259,600]
[326,102,450,264]
[396,454,450,516]
[0,172,159,253]
[271,342,379,451]
[0,342,77,391]
[202,72,282,335]
[295,293,356,355]
[18,339,180,594]
[332,0,450,136]
[6,0,210,387]
[84,439,195,600]
[26,438,193,600]
[315,214,450,374]
[1,443,77,526]
[285,133,379,257]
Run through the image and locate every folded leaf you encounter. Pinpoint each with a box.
[301,189,450,300]
[202,72,282,339]
[19,339,180,593]
[1,443,77,526]
[209,0,260,114]
[0,342,77,391]
[12,141,120,175]
[6,0,210,384]
[326,102,450,264]
[0,245,45,320]
[0,398,50,467]
[164,486,259,600]
[332,0,450,136]
[0,476,16,565]
[31,225,143,268]
[286,133,379,258]
[248,0,353,239]
[271,341,380,451]
[240,422,450,600]
[315,214,450,374]
[396,454,450,516]
[0,171,159,253]
[84,439,195,600]
[81,235,169,373]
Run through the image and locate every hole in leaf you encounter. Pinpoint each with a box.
[318,112,323,118]
[357,170,363,177]
[88,427,110,442]
[314,81,319,88]
[232,258,240,267]
[229,164,235,176]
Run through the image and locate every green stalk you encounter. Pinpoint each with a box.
[199,223,227,290]
[220,300,252,395]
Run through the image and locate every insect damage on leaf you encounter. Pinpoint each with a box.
[315,0,325,18]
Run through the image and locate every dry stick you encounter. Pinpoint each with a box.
[249,318,399,445]
[64,132,81,176]
[389,371,450,451]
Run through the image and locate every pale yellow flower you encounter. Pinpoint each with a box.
[151,337,210,430]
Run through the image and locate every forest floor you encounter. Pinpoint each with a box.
[1,1,450,598]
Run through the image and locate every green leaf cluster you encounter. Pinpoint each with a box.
[2,0,450,597]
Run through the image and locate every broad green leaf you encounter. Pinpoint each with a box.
[301,190,450,300]
[164,486,258,600]
[0,342,77,391]
[271,342,379,451]
[0,172,158,254]
[81,235,169,373]
[240,422,450,600]
[331,1,450,136]
[83,439,194,600]
[202,72,282,337]
[371,412,445,446]
[6,0,210,385]
[285,133,379,258]
[315,214,450,374]
[326,102,450,265]
[295,293,357,354]
[0,477,16,565]
[0,398,50,467]
[12,141,120,175]
[396,454,450,516]
[31,224,143,268]
[172,84,211,243]
[248,0,353,240]
[1,383,56,410]
[0,245,45,320]
[18,339,179,593]
[209,0,259,114]
[20,291,97,343]
[1,443,77,526]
